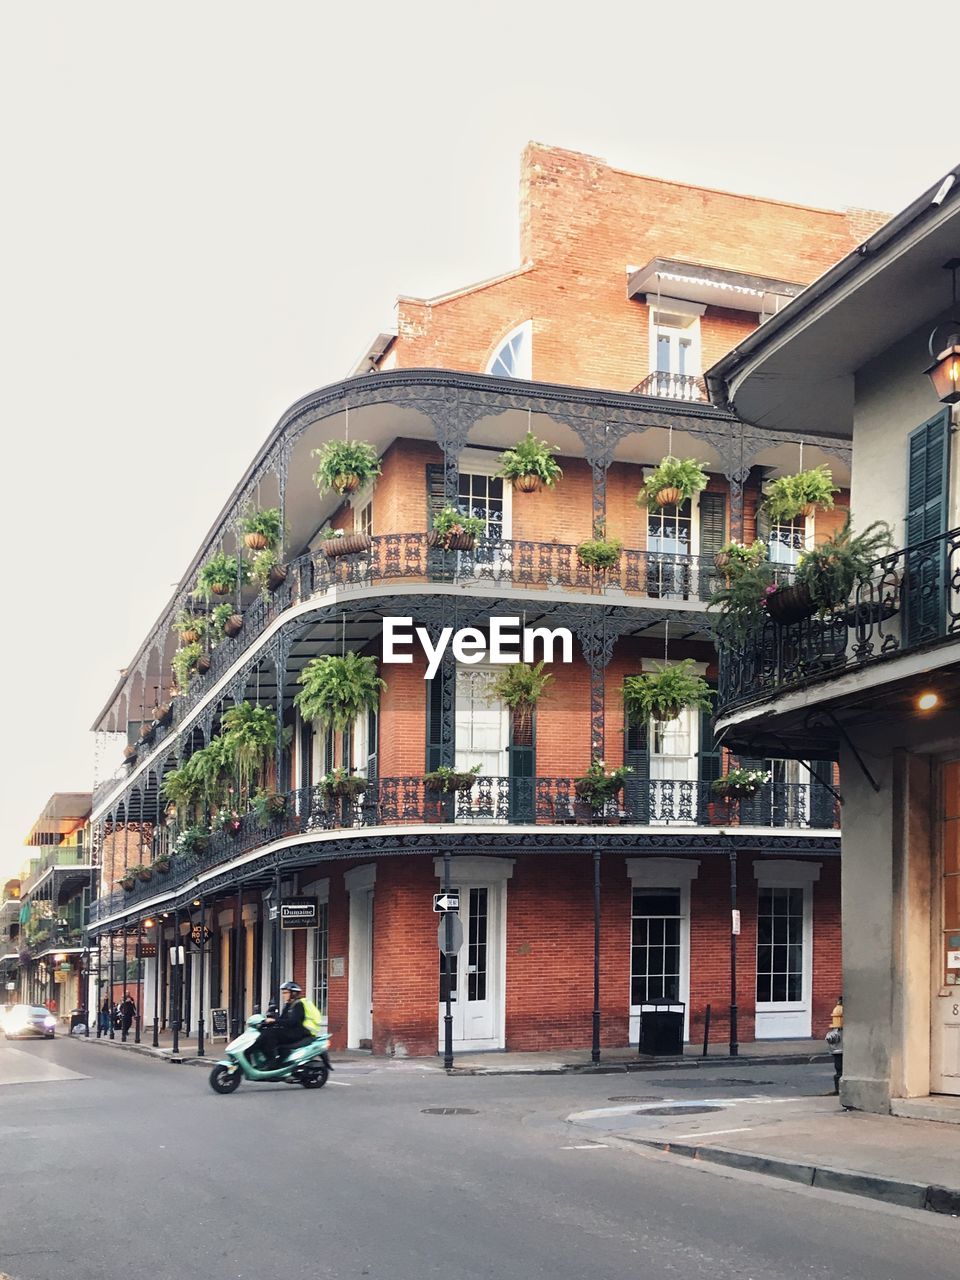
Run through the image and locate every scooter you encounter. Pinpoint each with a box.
[208,1012,333,1094]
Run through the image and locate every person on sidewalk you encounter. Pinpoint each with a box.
[826,995,843,1094]
[255,981,321,1066]
[119,993,137,1042]
[98,997,111,1038]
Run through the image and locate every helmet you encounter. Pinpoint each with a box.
[280,981,302,994]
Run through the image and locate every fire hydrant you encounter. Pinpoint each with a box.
[825,996,843,1094]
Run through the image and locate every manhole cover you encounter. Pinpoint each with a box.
[639,1104,725,1116]
[607,1096,663,1103]
[420,1107,479,1116]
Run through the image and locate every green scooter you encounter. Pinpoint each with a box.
[208,1012,332,1094]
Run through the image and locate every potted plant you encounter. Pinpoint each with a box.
[197,552,250,599]
[794,517,894,616]
[638,456,709,509]
[139,720,155,741]
[623,660,713,724]
[172,609,208,645]
[423,763,482,793]
[713,539,767,576]
[574,759,632,807]
[428,506,485,551]
[172,642,205,692]
[220,701,277,801]
[152,696,174,726]
[312,439,382,496]
[712,767,772,800]
[576,533,623,572]
[497,430,563,493]
[153,853,172,875]
[491,661,553,734]
[173,825,210,859]
[211,806,243,837]
[211,601,244,641]
[320,526,371,558]
[763,579,817,625]
[241,507,282,551]
[709,560,778,641]
[763,464,839,522]
[295,651,386,730]
[320,767,369,799]
[252,788,288,826]
[119,873,136,892]
[250,547,287,596]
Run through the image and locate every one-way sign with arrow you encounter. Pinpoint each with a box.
[433,892,460,913]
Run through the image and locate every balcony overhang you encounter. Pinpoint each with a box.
[627,257,803,315]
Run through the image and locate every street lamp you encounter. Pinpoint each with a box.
[925,259,960,404]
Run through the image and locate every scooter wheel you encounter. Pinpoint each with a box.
[209,1064,242,1094]
[300,1063,329,1089]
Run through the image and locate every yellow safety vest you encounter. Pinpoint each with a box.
[298,997,323,1037]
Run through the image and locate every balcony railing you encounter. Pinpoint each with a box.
[718,526,960,716]
[90,774,837,923]
[98,535,723,802]
[632,372,706,401]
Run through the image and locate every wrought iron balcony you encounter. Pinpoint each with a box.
[632,372,707,401]
[717,526,960,717]
[90,774,838,923]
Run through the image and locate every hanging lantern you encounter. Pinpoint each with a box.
[925,259,960,404]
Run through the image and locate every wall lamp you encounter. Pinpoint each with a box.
[925,260,960,404]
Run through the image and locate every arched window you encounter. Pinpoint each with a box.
[486,322,532,380]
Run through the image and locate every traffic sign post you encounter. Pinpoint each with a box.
[441,851,455,1070]
[433,892,460,913]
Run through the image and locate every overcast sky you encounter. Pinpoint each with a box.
[0,2,949,875]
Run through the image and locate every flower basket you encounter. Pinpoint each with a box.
[655,485,684,508]
[513,474,542,493]
[255,792,288,822]
[716,783,762,800]
[713,551,731,572]
[210,581,231,596]
[196,653,212,675]
[427,530,476,552]
[423,771,478,793]
[268,563,287,590]
[221,613,243,638]
[180,627,200,645]
[152,703,173,726]
[154,859,171,875]
[123,744,137,762]
[323,776,368,799]
[765,582,816,624]
[140,722,155,741]
[322,532,371,558]
[244,531,269,550]
[137,868,153,883]
[120,877,135,892]
[334,472,361,494]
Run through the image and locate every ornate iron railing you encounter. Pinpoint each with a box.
[717,526,960,716]
[90,774,837,922]
[632,372,707,401]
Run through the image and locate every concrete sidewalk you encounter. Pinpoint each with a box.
[619,1100,960,1216]
[71,1030,830,1073]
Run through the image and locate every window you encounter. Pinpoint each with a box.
[458,472,504,542]
[311,903,329,1023]
[631,889,682,1002]
[646,301,703,398]
[768,516,806,566]
[357,501,372,538]
[756,887,803,1003]
[486,322,532,380]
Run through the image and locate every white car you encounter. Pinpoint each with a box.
[3,1004,56,1039]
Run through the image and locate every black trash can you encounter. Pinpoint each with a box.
[638,1001,685,1056]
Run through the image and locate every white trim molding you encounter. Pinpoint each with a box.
[627,857,701,886]
[298,874,331,903]
[433,856,515,884]
[753,859,821,886]
[344,863,377,893]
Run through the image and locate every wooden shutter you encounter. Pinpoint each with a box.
[698,490,726,597]
[809,759,835,828]
[697,703,721,784]
[426,463,450,582]
[366,705,379,781]
[905,411,950,642]
[426,676,443,771]
[624,680,650,822]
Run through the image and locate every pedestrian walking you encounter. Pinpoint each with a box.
[98,997,111,1038]
[120,992,137,1041]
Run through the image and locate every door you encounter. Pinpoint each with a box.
[648,707,698,822]
[455,667,508,820]
[905,411,950,645]
[347,882,374,1049]
[628,884,691,1044]
[438,882,504,1051]
[647,499,695,598]
[755,882,812,1037]
[933,760,960,1094]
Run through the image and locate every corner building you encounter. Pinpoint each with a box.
[86,146,874,1056]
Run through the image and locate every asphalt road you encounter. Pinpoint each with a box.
[0,1041,957,1280]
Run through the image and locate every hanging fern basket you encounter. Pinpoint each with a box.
[513,474,542,494]
[322,533,371,559]
[334,472,361,494]
[655,486,684,508]
[244,531,268,550]
[766,583,816,624]
[268,563,287,590]
[223,614,243,638]
[427,530,476,552]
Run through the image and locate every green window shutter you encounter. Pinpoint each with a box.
[697,702,721,785]
[698,490,726,596]
[426,464,446,522]
[905,411,950,642]
[426,676,443,771]
[809,759,835,828]
[624,678,649,822]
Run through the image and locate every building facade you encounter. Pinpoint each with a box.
[84,147,870,1058]
[708,163,960,1116]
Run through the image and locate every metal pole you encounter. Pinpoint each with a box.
[591,846,601,1064]
[134,918,143,1043]
[197,896,206,1057]
[171,908,180,1056]
[152,921,160,1048]
[442,849,454,1071]
[232,882,243,1037]
[108,933,115,1039]
[95,934,102,1037]
[729,846,739,1058]
[702,1003,712,1058]
[270,865,281,1008]
[121,926,129,1041]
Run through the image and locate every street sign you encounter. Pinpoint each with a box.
[731,909,741,936]
[433,892,460,913]
[437,914,464,956]
[280,898,319,929]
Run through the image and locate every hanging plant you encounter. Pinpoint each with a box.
[490,661,553,733]
[153,853,172,874]
[794,517,893,613]
[428,506,485,551]
[320,767,369,799]
[423,764,481,793]
[173,825,210,859]
[622,660,713,725]
[573,760,632,806]
[211,601,243,642]
[252,788,287,827]
[713,539,767,576]
[240,507,282,552]
[712,767,771,800]
[220,701,277,801]
[576,535,623,571]
[294,651,386,731]
[638,456,709,509]
[709,559,776,642]
[763,464,839,523]
[250,547,287,598]
[197,553,250,600]
[312,440,382,496]
[320,527,371,558]
[171,642,205,693]
[172,610,208,645]
[497,430,563,493]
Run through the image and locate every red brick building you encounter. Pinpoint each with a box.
[86,145,867,1057]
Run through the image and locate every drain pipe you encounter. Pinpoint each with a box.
[729,842,739,1058]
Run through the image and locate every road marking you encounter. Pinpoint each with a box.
[669,1126,753,1140]
[561,1143,609,1150]
[327,1079,352,1086]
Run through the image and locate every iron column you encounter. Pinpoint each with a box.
[442,848,454,1071]
[729,844,739,1058]
[591,845,601,1064]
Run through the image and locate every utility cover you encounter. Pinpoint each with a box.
[438,914,464,955]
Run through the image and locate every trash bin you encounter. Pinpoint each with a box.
[638,1001,685,1056]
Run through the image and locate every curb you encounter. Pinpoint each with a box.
[630,1137,960,1216]
[71,1037,209,1067]
[450,1052,831,1077]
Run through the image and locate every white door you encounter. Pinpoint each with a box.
[647,499,697,599]
[347,880,374,1049]
[933,767,960,1094]
[755,883,812,1038]
[455,667,508,820]
[649,708,698,823]
[438,882,504,1051]
[629,885,690,1044]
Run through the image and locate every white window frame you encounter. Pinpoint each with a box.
[459,447,513,540]
[486,321,532,381]
[626,858,699,1042]
[645,296,705,381]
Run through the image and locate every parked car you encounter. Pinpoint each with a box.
[3,1004,56,1039]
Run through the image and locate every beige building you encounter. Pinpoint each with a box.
[707,164,960,1119]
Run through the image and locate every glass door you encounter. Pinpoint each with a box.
[755,883,811,1037]
[648,707,697,822]
[647,499,694,599]
[438,883,502,1050]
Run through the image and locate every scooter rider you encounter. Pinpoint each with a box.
[257,981,321,1066]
